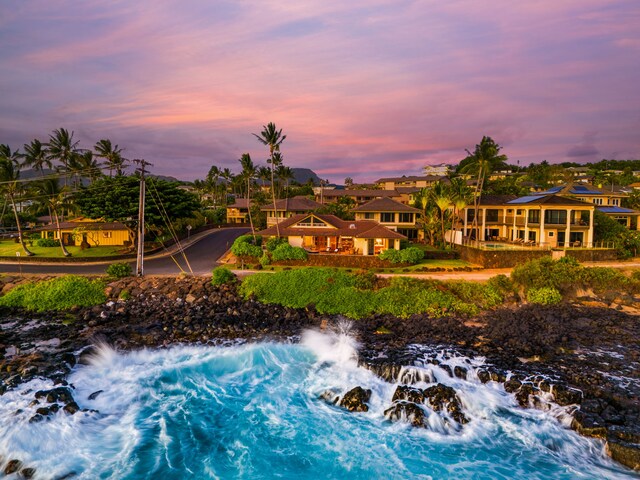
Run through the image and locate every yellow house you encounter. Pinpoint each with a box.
[261,196,323,227]
[459,194,595,248]
[352,197,423,240]
[38,219,131,247]
[374,175,446,190]
[226,198,250,224]
[257,213,406,256]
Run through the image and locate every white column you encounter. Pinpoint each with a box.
[587,209,595,247]
[565,208,572,248]
[539,208,546,246]
[481,208,486,241]
[524,208,529,241]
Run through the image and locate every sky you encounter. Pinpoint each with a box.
[1,1,639,183]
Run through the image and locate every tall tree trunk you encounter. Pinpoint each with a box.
[246,178,256,242]
[270,152,280,238]
[53,207,71,257]
[9,193,33,256]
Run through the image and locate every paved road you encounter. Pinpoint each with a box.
[0,228,248,276]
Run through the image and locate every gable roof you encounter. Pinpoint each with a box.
[320,189,401,199]
[227,198,250,209]
[507,194,593,206]
[535,183,626,197]
[35,220,129,232]
[260,196,322,212]
[478,195,519,206]
[375,175,445,183]
[351,197,422,213]
[256,213,406,239]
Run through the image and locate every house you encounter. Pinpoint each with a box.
[256,213,406,255]
[226,198,250,224]
[375,175,447,190]
[459,194,595,248]
[423,163,452,176]
[533,183,638,229]
[351,197,422,240]
[316,189,404,206]
[261,196,323,227]
[37,218,131,247]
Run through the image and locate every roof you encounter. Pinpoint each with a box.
[260,196,323,212]
[535,183,625,197]
[478,195,518,206]
[597,206,640,215]
[35,220,129,232]
[320,189,401,199]
[256,213,406,240]
[375,175,446,183]
[351,197,422,213]
[507,194,593,206]
[227,198,250,209]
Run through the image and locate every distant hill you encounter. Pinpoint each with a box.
[292,168,322,186]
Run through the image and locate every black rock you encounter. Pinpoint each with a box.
[339,387,372,412]
[20,467,36,479]
[4,459,22,475]
[392,385,425,404]
[384,401,426,427]
[423,383,468,424]
[453,366,468,380]
[88,390,104,400]
[63,402,80,415]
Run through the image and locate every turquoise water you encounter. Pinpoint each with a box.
[0,329,637,479]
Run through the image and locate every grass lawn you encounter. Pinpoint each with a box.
[233,258,477,273]
[0,241,127,258]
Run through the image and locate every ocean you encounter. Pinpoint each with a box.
[0,326,636,479]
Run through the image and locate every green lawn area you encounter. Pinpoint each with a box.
[0,241,127,258]
[234,258,477,273]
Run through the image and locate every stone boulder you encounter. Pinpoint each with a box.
[384,401,426,427]
[423,383,468,424]
[339,387,372,412]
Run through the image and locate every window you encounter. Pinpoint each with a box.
[398,213,413,223]
[611,199,620,206]
[485,209,500,222]
[593,198,603,205]
[380,212,395,223]
[544,210,567,224]
[527,210,540,224]
[363,212,374,220]
[103,232,112,238]
[516,209,523,215]
[467,209,475,222]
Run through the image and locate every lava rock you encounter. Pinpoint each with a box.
[63,401,80,415]
[552,385,582,406]
[339,387,372,412]
[88,390,104,400]
[4,459,22,475]
[392,385,425,404]
[384,401,426,427]
[20,467,36,479]
[423,383,468,424]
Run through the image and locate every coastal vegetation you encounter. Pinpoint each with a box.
[211,266,236,286]
[106,262,133,279]
[0,275,106,311]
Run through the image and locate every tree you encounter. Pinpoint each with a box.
[448,177,473,247]
[458,136,508,239]
[0,145,33,255]
[72,150,101,185]
[276,164,295,198]
[47,128,80,187]
[94,139,127,177]
[414,187,439,246]
[21,139,52,177]
[32,179,74,256]
[253,122,286,237]
[344,177,354,188]
[73,175,200,251]
[431,181,452,248]
[239,153,257,239]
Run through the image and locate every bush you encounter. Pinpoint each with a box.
[211,267,237,286]
[106,262,133,278]
[271,243,308,262]
[36,238,59,247]
[0,276,106,311]
[265,236,288,252]
[231,235,262,259]
[379,249,402,263]
[353,270,377,290]
[259,253,271,267]
[527,287,562,305]
[399,247,424,264]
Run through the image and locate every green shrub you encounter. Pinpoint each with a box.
[231,235,262,259]
[259,253,271,267]
[119,289,131,301]
[353,270,377,290]
[106,262,133,278]
[265,236,288,252]
[527,287,562,305]
[511,257,582,293]
[36,238,59,247]
[444,280,503,309]
[379,249,402,263]
[399,247,424,264]
[211,267,237,286]
[271,243,308,261]
[0,276,106,311]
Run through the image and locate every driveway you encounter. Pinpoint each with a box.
[0,228,248,276]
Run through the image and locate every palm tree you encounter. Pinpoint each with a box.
[276,164,295,198]
[21,139,52,177]
[458,136,508,239]
[239,153,257,239]
[431,181,452,248]
[221,168,233,202]
[207,165,222,206]
[94,139,126,177]
[32,179,73,257]
[0,145,33,256]
[253,122,286,237]
[72,150,101,185]
[448,177,472,247]
[47,128,80,187]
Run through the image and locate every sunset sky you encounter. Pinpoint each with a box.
[1,1,639,183]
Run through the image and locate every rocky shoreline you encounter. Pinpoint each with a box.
[0,274,639,475]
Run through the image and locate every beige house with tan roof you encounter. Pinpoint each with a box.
[352,197,423,240]
[257,213,406,256]
[261,196,323,227]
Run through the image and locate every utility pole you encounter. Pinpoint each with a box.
[133,159,153,276]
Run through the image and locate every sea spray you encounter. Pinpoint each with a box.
[0,335,637,479]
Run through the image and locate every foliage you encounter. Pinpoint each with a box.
[317,197,356,220]
[36,238,58,247]
[593,210,640,258]
[265,236,288,252]
[527,287,562,305]
[271,243,308,261]
[106,262,133,278]
[379,248,402,263]
[211,267,237,286]
[231,235,262,259]
[0,276,106,311]
[379,247,424,264]
[259,253,271,267]
[239,268,493,319]
[443,280,503,309]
